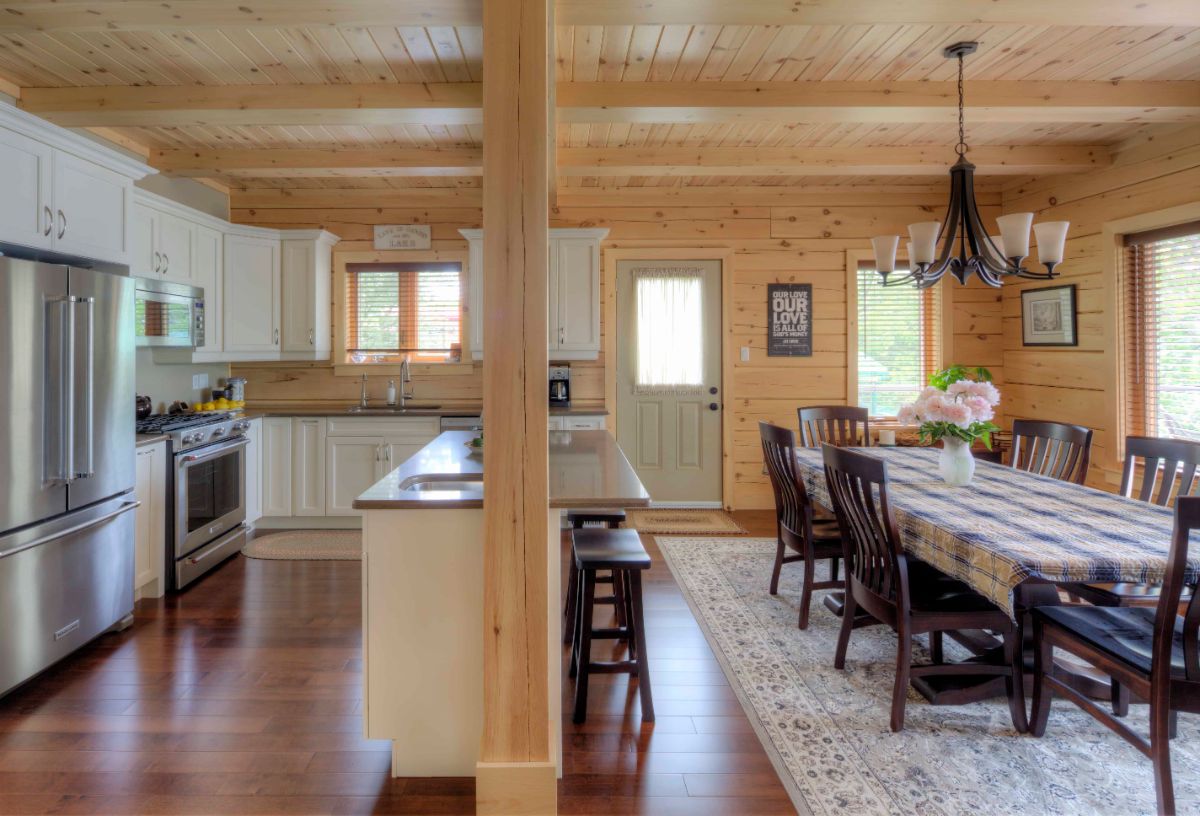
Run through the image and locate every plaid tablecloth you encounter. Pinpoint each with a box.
[792,446,1199,617]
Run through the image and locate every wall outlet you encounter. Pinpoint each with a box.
[740,347,751,362]
[192,373,210,391]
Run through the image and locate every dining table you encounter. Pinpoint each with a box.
[791,445,1200,724]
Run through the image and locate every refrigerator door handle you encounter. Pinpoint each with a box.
[44,297,73,485]
[73,297,95,479]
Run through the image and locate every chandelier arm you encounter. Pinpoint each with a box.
[961,175,1019,277]
[921,168,965,284]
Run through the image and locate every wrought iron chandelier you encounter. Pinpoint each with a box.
[870,42,1069,288]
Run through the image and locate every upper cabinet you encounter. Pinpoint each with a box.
[459,227,607,361]
[0,105,149,265]
[222,229,282,357]
[281,233,337,359]
[132,200,196,284]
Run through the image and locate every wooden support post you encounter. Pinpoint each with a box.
[477,0,555,813]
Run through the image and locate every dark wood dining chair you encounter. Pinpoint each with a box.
[797,405,871,448]
[1009,419,1093,485]
[822,444,1026,733]
[1030,496,1200,816]
[759,422,843,629]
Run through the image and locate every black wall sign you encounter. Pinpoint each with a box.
[767,283,813,357]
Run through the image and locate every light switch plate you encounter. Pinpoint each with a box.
[740,347,751,362]
[192,373,210,390]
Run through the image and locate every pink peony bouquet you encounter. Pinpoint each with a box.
[898,367,1001,449]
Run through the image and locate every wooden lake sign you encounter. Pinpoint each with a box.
[767,283,813,357]
[373,224,432,250]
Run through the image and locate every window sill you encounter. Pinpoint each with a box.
[333,361,475,377]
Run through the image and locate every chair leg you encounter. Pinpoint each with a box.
[834,591,856,670]
[1029,618,1053,737]
[1002,625,1028,734]
[890,630,912,733]
[612,570,628,633]
[769,537,786,595]
[798,544,816,630]
[629,571,655,723]
[563,558,578,645]
[572,572,597,724]
[1150,698,1175,816]
[829,557,839,583]
[929,630,943,664]
[1111,679,1130,717]
[569,567,585,680]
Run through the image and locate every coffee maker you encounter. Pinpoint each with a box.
[549,365,571,408]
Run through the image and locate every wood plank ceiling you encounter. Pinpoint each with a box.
[1,11,1198,191]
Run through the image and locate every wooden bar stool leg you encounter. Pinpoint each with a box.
[569,567,586,680]
[613,570,628,632]
[573,571,597,724]
[563,556,579,645]
[629,570,654,722]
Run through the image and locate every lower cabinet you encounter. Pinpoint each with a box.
[261,418,294,518]
[244,418,262,526]
[549,415,606,431]
[133,442,166,600]
[292,418,327,516]
[327,436,385,516]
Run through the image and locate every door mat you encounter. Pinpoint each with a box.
[242,530,362,561]
[623,508,747,535]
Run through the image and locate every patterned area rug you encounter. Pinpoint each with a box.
[657,536,1200,816]
[623,508,747,535]
[242,530,362,560]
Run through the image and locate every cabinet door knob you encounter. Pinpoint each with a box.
[43,206,53,236]
[559,326,565,345]
[57,210,66,239]
[708,402,719,411]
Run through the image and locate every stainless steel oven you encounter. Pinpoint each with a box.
[134,277,205,348]
[173,433,248,588]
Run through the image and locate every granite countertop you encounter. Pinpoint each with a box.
[136,433,168,448]
[241,403,608,419]
[353,430,649,510]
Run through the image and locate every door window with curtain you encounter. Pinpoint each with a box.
[345,262,462,363]
[633,266,704,395]
[856,265,940,417]
[1124,221,1200,442]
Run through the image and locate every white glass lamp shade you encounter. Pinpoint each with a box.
[870,235,899,273]
[996,212,1034,259]
[908,221,941,265]
[905,241,914,271]
[1034,221,1070,265]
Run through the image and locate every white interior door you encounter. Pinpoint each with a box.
[616,259,722,505]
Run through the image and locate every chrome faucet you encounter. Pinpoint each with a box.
[399,356,415,408]
[359,373,370,408]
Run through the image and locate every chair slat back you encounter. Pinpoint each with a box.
[1010,419,1094,486]
[798,405,871,448]
[759,422,809,538]
[1159,497,1200,682]
[821,444,905,605]
[1121,436,1200,507]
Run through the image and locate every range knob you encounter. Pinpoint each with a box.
[232,420,250,431]
[211,427,227,438]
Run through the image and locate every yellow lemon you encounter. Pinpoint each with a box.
[202,402,216,411]
[192,402,204,412]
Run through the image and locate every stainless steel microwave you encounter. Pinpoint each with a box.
[134,277,205,348]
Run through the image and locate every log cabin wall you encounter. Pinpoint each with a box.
[998,126,1200,491]
[229,188,1005,509]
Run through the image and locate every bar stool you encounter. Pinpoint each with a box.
[563,509,626,646]
[568,527,654,724]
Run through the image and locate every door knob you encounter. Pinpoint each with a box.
[709,403,719,411]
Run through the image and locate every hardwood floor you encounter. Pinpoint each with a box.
[0,512,794,815]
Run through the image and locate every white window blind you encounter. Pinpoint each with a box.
[346,262,462,362]
[633,268,704,395]
[1124,222,1200,442]
[856,266,939,417]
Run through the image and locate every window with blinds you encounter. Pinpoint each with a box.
[856,266,940,417]
[1124,221,1200,442]
[345,262,462,362]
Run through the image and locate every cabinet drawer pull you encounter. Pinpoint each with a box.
[308,328,314,345]
[163,253,169,272]
[273,328,279,345]
[57,210,66,239]
[43,206,53,236]
[153,252,162,274]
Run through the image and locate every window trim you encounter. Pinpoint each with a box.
[1107,202,1200,472]
[844,249,950,420]
[332,248,472,377]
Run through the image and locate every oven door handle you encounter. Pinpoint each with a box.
[177,437,249,467]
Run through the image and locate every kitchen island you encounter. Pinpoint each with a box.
[353,430,648,778]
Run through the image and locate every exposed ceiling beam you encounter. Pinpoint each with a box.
[557,146,1110,177]
[1,0,1195,30]
[152,148,483,178]
[19,84,483,127]
[20,81,1199,128]
[557,81,1200,125]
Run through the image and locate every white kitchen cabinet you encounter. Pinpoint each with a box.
[281,232,338,360]
[192,224,223,355]
[157,211,195,284]
[327,436,386,516]
[244,418,263,527]
[292,417,327,516]
[223,230,281,356]
[0,105,147,264]
[132,201,195,283]
[459,228,607,361]
[0,126,53,252]
[134,441,166,600]
[261,418,294,518]
[561,415,606,430]
[131,203,158,278]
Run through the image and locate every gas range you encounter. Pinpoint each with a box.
[136,412,250,452]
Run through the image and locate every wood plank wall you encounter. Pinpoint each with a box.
[999,126,1200,490]
[230,189,1005,509]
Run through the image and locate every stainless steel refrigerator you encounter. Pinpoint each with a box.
[0,255,137,697]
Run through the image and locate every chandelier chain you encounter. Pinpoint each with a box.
[956,53,967,157]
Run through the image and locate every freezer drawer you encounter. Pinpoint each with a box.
[0,494,137,698]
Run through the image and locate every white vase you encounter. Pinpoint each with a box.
[938,437,976,487]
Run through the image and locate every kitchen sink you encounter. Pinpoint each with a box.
[346,405,442,414]
[398,474,483,493]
